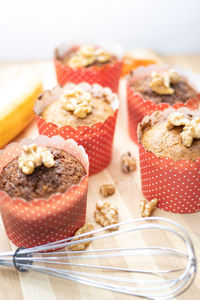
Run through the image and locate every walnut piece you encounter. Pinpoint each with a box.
[95,48,112,63]
[168,69,180,84]
[166,112,200,147]
[18,144,55,175]
[70,223,94,251]
[68,45,112,68]
[149,69,180,95]
[63,82,117,106]
[94,201,119,230]
[180,117,200,147]
[121,152,136,173]
[140,198,158,217]
[60,87,92,118]
[100,184,115,197]
[91,84,115,103]
[166,112,189,130]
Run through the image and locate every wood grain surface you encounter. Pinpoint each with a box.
[0,56,200,300]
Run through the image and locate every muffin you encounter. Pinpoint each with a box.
[35,82,119,175]
[0,136,89,247]
[54,44,122,92]
[127,65,200,143]
[138,107,200,213]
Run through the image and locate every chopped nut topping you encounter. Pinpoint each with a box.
[18,144,55,175]
[140,198,158,217]
[94,201,119,230]
[100,184,115,197]
[70,223,94,251]
[166,112,189,130]
[167,112,200,147]
[150,69,180,95]
[121,152,137,173]
[60,87,92,118]
[59,83,117,119]
[95,48,112,63]
[168,69,180,84]
[91,84,115,103]
[68,45,112,68]
[180,117,200,147]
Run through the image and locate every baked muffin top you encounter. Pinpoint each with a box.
[35,83,117,128]
[139,108,200,161]
[129,68,198,105]
[55,44,117,68]
[0,146,86,201]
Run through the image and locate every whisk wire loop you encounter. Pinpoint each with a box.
[0,217,196,299]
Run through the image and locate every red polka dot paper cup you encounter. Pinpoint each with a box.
[138,108,200,214]
[127,65,200,143]
[0,136,89,248]
[34,83,119,176]
[54,44,122,92]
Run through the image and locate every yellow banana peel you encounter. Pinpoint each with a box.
[0,66,43,148]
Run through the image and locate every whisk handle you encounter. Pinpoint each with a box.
[13,247,32,272]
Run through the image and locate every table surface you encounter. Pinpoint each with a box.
[0,55,200,300]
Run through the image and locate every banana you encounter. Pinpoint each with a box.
[0,65,43,148]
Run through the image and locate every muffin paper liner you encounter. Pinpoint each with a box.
[35,84,119,176]
[138,108,200,214]
[127,65,200,143]
[55,59,122,93]
[0,136,89,248]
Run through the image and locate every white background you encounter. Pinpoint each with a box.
[0,0,200,61]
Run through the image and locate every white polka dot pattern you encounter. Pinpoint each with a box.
[0,137,89,248]
[127,85,200,143]
[35,111,118,176]
[138,142,200,214]
[55,59,122,93]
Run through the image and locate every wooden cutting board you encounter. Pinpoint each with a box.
[0,57,200,300]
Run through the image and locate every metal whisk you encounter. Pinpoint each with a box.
[0,217,196,299]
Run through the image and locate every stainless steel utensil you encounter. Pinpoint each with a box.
[0,217,196,299]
